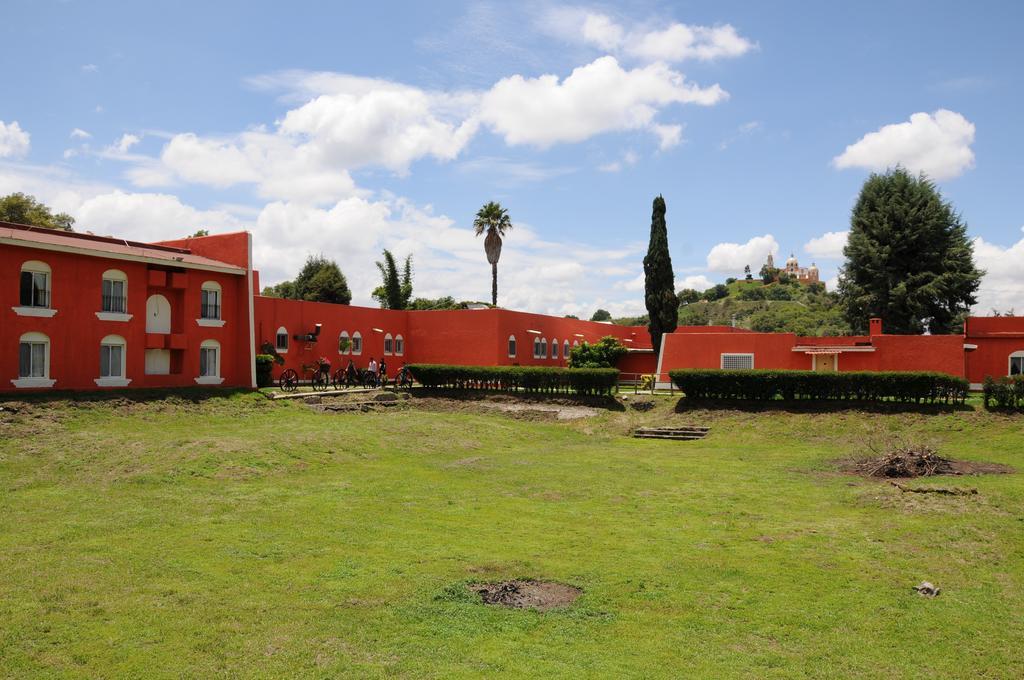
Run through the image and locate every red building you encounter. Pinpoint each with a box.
[3,221,1023,394]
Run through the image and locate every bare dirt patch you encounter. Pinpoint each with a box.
[844,445,1014,479]
[467,580,582,611]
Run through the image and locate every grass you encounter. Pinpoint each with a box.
[1,391,1023,678]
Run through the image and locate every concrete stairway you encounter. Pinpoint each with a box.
[633,426,710,441]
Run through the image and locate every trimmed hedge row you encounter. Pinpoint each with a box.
[407,364,619,396]
[669,369,969,404]
[982,375,1024,409]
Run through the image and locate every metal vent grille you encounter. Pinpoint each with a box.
[721,354,754,370]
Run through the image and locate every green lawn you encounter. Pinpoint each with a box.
[1,393,1022,678]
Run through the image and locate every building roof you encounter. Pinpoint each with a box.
[0,221,245,275]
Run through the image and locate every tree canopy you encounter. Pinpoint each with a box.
[837,168,982,334]
[567,336,628,368]
[590,309,611,322]
[262,255,352,305]
[0,193,75,231]
[372,250,413,310]
[643,195,677,353]
[473,201,512,306]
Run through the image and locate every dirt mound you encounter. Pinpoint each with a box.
[851,445,1014,478]
[468,580,581,611]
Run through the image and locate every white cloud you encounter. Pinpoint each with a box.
[804,230,848,259]
[832,110,976,181]
[706,234,779,272]
[479,56,725,148]
[81,64,98,73]
[678,274,714,291]
[115,133,140,153]
[544,10,755,63]
[598,161,622,173]
[70,128,92,140]
[972,228,1024,313]
[598,149,640,172]
[0,121,30,158]
[652,123,683,150]
[74,190,242,242]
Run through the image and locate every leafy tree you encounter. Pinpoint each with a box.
[0,192,74,231]
[612,313,649,326]
[702,284,729,302]
[568,336,628,368]
[677,288,701,305]
[590,308,612,322]
[738,286,767,301]
[261,280,296,299]
[190,229,210,237]
[838,168,982,334]
[372,249,413,310]
[726,277,737,285]
[473,201,512,306]
[744,264,753,281]
[643,195,677,353]
[294,255,352,304]
[759,264,779,285]
[764,284,793,301]
[563,314,580,320]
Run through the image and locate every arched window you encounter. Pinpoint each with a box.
[1010,351,1024,376]
[200,281,222,320]
[14,332,54,388]
[351,332,363,355]
[275,326,289,352]
[197,339,223,385]
[101,269,128,314]
[533,337,541,358]
[18,260,52,311]
[96,334,129,386]
[573,340,580,347]
[384,333,394,355]
[540,338,548,359]
[395,335,404,356]
[338,331,350,354]
[551,338,559,360]
[508,335,517,358]
[563,339,570,357]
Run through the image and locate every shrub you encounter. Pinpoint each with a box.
[567,336,628,368]
[406,364,619,396]
[669,369,969,405]
[255,354,276,388]
[982,375,1024,410]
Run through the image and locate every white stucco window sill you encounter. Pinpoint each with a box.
[275,348,288,354]
[96,312,133,322]
[11,377,57,388]
[194,376,225,385]
[12,306,57,318]
[196,318,226,328]
[94,377,132,387]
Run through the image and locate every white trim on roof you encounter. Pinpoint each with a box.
[0,236,245,275]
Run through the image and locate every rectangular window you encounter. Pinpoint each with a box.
[200,348,218,377]
[201,289,221,319]
[276,332,288,351]
[20,271,49,308]
[100,344,123,378]
[384,337,393,355]
[19,342,46,378]
[1011,356,1024,376]
[721,353,755,370]
[102,279,127,313]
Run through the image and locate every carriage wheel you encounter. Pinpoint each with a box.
[279,369,299,392]
[311,371,329,392]
[332,368,346,390]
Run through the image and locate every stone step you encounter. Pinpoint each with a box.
[634,428,709,435]
[633,432,706,440]
[633,425,710,441]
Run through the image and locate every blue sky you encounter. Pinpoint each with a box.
[2,0,1022,316]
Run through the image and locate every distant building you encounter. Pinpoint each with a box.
[764,252,820,285]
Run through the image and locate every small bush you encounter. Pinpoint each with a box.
[669,369,968,405]
[255,354,276,388]
[567,336,628,368]
[407,364,619,396]
[982,375,1024,410]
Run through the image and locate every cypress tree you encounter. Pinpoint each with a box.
[643,195,678,353]
[837,168,982,334]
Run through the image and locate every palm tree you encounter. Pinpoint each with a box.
[473,201,513,307]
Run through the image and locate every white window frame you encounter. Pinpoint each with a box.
[14,260,57,318]
[198,281,225,327]
[196,339,224,385]
[338,331,350,355]
[1010,351,1024,376]
[563,340,570,357]
[721,353,755,370]
[96,334,131,387]
[395,334,404,356]
[97,269,132,321]
[351,331,363,356]
[508,335,517,358]
[275,326,289,353]
[13,331,55,388]
[551,338,558,360]
[541,338,548,359]
[384,333,394,356]
[533,337,541,358]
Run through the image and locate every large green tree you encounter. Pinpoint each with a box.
[837,168,982,334]
[263,255,351,304]
[643,195,678,353]
[372,249,413,310]
[0,193,75,231]
[473,201,512,307]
